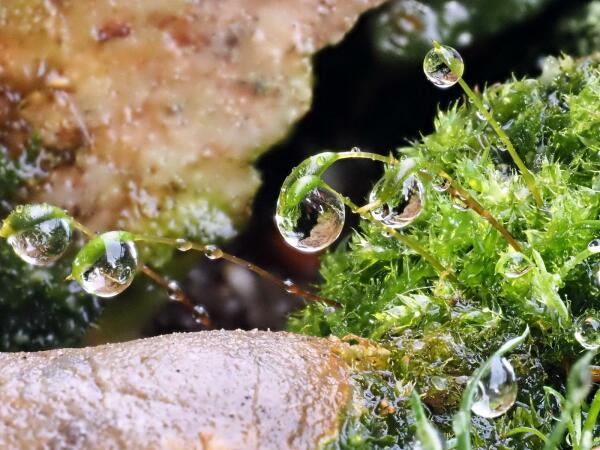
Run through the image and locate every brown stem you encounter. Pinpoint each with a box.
[423,169,523,253]
[141,264,212,328]
[592,365,600,383]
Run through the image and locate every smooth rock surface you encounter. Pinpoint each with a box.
[0,331,352,449]
[0,0,384,242]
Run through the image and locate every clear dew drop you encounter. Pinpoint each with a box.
[423,44,464,88]
[7,218,72,266]
[431,175,450,192]
[503,252,532,279]
[275,187,345,253]
[452,195,469,211]
[588,239,600,254]
[193,304,210,325]
[77,233,139,298]
[283,279,300,294]
[471,356,518,419]
[167,280,186,302]
[350,146,361,153]
[574,311,600,351]
[175,238,193,252]
[204,245,223,260]
[370,175,424,229]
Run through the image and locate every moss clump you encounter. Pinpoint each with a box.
[290,54,600,448]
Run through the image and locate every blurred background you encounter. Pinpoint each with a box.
[85,0,596,344]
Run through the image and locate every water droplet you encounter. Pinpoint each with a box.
[167,280,186,302]
[503,253,531,279]
[72,231,139,298]
[574,311,600,350]
[350,146,361,153]
[283,279,300,294]
[370,175,424,229]
[275,187,345,253]
[175,238,193,252]
[588,239,600,253]
[432,175,450,192]
[471,357,518,418]
[423,44,464,88]
[1,204,72,266]
[413,429,446,450]
[204,245,223,260]
[193,304,210,325]
[475,104,490,121]
[452,195,469,211]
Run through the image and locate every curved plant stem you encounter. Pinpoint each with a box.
[559,248,594,280]
[336,151,395,164]
[457,79,543,207]
[135,235,341,308]
[141,264,212,327]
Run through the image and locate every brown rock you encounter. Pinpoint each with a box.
[0,330,352,449]
[0,0,384,241]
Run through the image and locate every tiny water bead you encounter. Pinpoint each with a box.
[0,204,72,266]
[423,43,464,88]
[275,186,345,253]
[283,279,300,294]
[471,356,518,419]
[431,175,450,192]
[175,238,193,252]
[167,280,186,302]
[71,231,139,298]
[502,252,532,279]
[203,245,223,260]
[588,239,600,253]
[574,311,600,351]
[451,195,469,212]
[370,175,424,229]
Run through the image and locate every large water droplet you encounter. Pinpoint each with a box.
[72,231,139,298]
[588,239,600,254]
[8,218,71,266]
[471,357,518,418]
[502,253,531,279]
[574,311,600,350]
[370,175,424,229]
[423,44,464,88]
[1,204,72,266]
[275,187,345,253]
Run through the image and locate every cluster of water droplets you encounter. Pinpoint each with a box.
[370,175,425,229]
[275,186,345,253]
[574,310,600,351]
[471,356,518,418]
[423,43,464,88]
[73,231,139,298]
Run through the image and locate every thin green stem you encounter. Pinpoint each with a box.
[336,151,396,164]
[72,220,95,239]
[457,78,543,207]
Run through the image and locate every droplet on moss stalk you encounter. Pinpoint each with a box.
[574,311,600,351]
[275,187,345,253]
[431,175,450,192]
[452,195,468,211]
[423,43,464,88]
[175,238,193,252]
[370,175,424,229]
[0,204,72,266]
[588,239,600,253]
[72,231,139,298]
[204,245,223,260]
[471,356,518,418]
[502,253,531,279]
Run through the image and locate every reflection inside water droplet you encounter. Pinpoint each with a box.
[76,232,139,298]
[588,239,600,254]
[503,252,531,279]
[574,311,600,350]
[370,175,424,229]
[423,44,464,88]
[7,218,72,266]
[471,356,518,418]
[275,187,345,253]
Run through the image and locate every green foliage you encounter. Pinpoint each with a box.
[292,55,600,448]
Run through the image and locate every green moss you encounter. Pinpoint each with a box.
[291,55,600,448]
